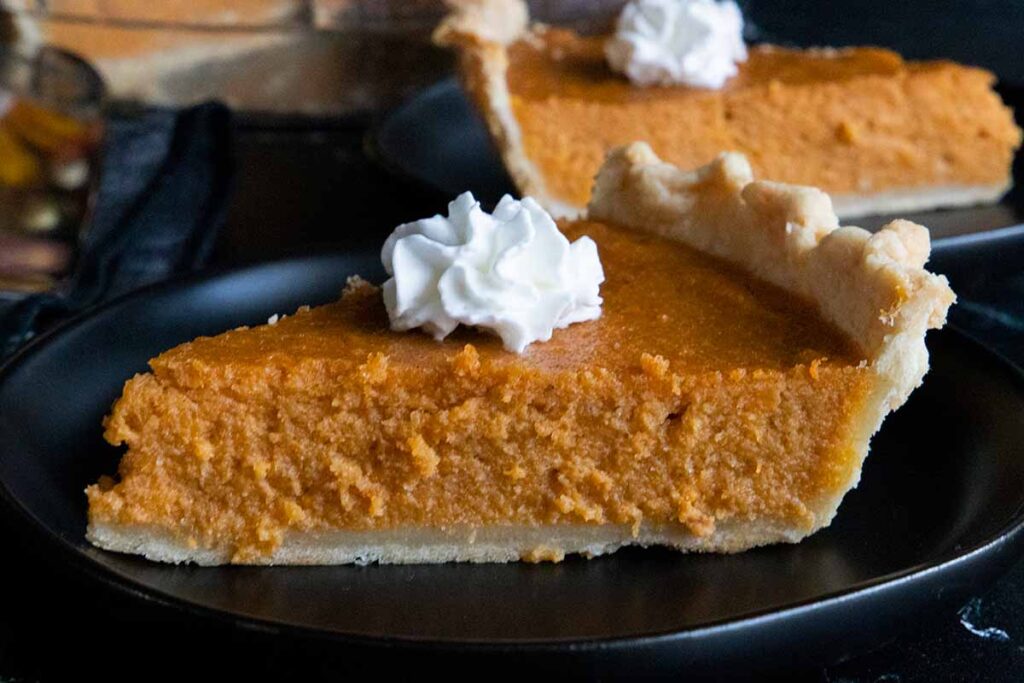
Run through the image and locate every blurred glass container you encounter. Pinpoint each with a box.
[0,46,104,296]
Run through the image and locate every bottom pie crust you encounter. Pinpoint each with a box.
[89,516,830,566]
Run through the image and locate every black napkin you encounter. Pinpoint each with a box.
[0,102,233,358]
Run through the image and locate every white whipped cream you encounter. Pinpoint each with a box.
[605,0,747,88]
[381,192,604,353]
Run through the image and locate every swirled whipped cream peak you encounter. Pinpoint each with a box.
[605,0,747,89]
[381,192,604,353]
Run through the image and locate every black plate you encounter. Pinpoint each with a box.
[2,252,1024,674]
[369,79,1024,263]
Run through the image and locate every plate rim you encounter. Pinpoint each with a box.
[2,252,1024,651]
[367,77,1024,256]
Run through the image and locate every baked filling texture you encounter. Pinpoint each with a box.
[87,143,954,565]
[435,0,1021,218]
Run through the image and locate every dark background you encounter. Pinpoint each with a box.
[744,0,1024,84]
[3,1,1024,680]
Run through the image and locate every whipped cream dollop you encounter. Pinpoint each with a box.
[605,0,747,89]
[381,193,604,353]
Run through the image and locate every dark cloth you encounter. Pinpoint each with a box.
[0,102,233,358]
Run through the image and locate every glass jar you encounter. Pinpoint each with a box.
[0,46,105,295]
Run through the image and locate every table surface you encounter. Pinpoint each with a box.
[0,120,1023,682]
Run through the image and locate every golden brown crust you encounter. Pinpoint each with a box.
[434,0,575,214]
[88,518,812,566]
[829,184,1013,219]
[588,143,956,413]
[433,0,529,47]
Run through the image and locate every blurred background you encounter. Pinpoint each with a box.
[1,1,1023,116]
[2,0,1020,268]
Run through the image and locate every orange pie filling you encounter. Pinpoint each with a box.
[502,29,1021,209]
[88,219,878,562]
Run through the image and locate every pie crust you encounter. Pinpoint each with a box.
[588,143,955,414]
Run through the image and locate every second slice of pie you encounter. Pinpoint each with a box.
[435,0,1021,219]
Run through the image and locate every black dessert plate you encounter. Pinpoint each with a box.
[2,252,1024,674]
[369,79,1024,270]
